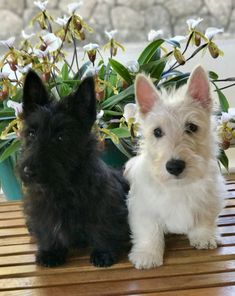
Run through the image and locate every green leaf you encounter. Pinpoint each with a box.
[77,61,91,79]
[160,73,190,88]
[59,83,71,97]
[101,85,134,109]
[218,149,229,171]
[0,140,11,150]
[0,108,15,118]
[164,38,181,48]
[0,139,21,163]
[109,59,133,85]
[113,141,132,158]
[103,110,123,116]
[61,63,69,80]
[138,39,164,65]
[214,85,229,112]
[209,71,218,80]
[140,59,166,80]
[108,127,130,138]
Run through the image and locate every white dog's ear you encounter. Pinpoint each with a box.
[187,65,211,109]
[135,74,160,114]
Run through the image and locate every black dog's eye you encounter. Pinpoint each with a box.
[185,122,198,134]
[154,127,164,138]
[28,130,36,138]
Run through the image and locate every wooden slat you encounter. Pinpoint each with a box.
[0,179,234,295]
[1,271,235,295]
[0,211,24,220]
[0,227,28,237]
[0,204,22,213]
[0,235,33,247]
[134,286,235,296]
[0,218,25,228]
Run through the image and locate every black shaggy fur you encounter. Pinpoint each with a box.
[19,71,130,268]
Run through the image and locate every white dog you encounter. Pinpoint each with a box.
[125,65,225,269]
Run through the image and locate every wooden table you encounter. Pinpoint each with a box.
[0,180,235,296]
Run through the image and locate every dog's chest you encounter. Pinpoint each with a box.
[151,186,199,234]
[156,195,195,234]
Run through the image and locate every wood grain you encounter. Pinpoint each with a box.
[0,181,234,295]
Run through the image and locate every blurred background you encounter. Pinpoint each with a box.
[0,0,234,42]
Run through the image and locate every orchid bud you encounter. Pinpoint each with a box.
[41,72,51,83]
[220,140,230,150]
[40,43,47,51]
[194,32,201,46]
[9,61,17,72]
[208,42,219,59]
[76,20,82,31]
[87,50,96,64]
[0,85,8,101]
[173,48,185,65]
[79,30,85,40]
[96,90,104,101]
[111,46,117,57]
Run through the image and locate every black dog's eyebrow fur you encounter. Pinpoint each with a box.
[19,72,130,268]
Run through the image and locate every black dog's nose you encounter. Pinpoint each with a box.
[166,159,186,176]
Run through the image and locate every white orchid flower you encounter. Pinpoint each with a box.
[7,100,23,117]
[34,0,48,11]
[220,112,232,124]
[0,72,10,79]
[105,30,118,40]
[123,103,137,122]
[148,29,163,42]
[83,43,99,52]
[55,15,70,26]
[22,30,35,40]
[84,65,101,77]
[16,64,32,74]
[97,110,104,120]
[170,35,187,43]
[0,37,15,48]
[68,2,83,14]
[186,18,203,30]
[42,33,62,52]
[228,108,235,117]
[33,48,49,58]
[205,27,224,40]
[126,60,139,73]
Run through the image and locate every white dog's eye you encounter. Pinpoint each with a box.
[154,127,164,138]
[185,122,198,134]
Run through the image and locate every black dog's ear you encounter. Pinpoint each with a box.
[68,76,96,129]
[23,70,49,115]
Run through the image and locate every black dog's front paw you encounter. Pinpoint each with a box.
[90,250,117,267]
[36,249,67,267]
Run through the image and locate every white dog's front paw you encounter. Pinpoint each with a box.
[129,250,163,269]
[190,236,217,249]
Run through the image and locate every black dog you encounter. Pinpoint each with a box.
[19,71,130,267]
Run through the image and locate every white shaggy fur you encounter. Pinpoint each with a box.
[125,66,226,269]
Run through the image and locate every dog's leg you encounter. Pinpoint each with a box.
[188,223,219,249]
[35,231,68,267]
[36,246,68,267]
[128,216,164,269]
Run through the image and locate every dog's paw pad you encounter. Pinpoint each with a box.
[129,250,163,269]
[90,250,116,267]
[36,250,66,267]
[190,238,217,249]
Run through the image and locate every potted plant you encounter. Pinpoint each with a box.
[0,1,234,200]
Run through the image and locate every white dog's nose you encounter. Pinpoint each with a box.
[166,159,185,176]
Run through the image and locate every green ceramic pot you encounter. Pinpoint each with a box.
[0,157,23,200]
[101,140,129,169]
